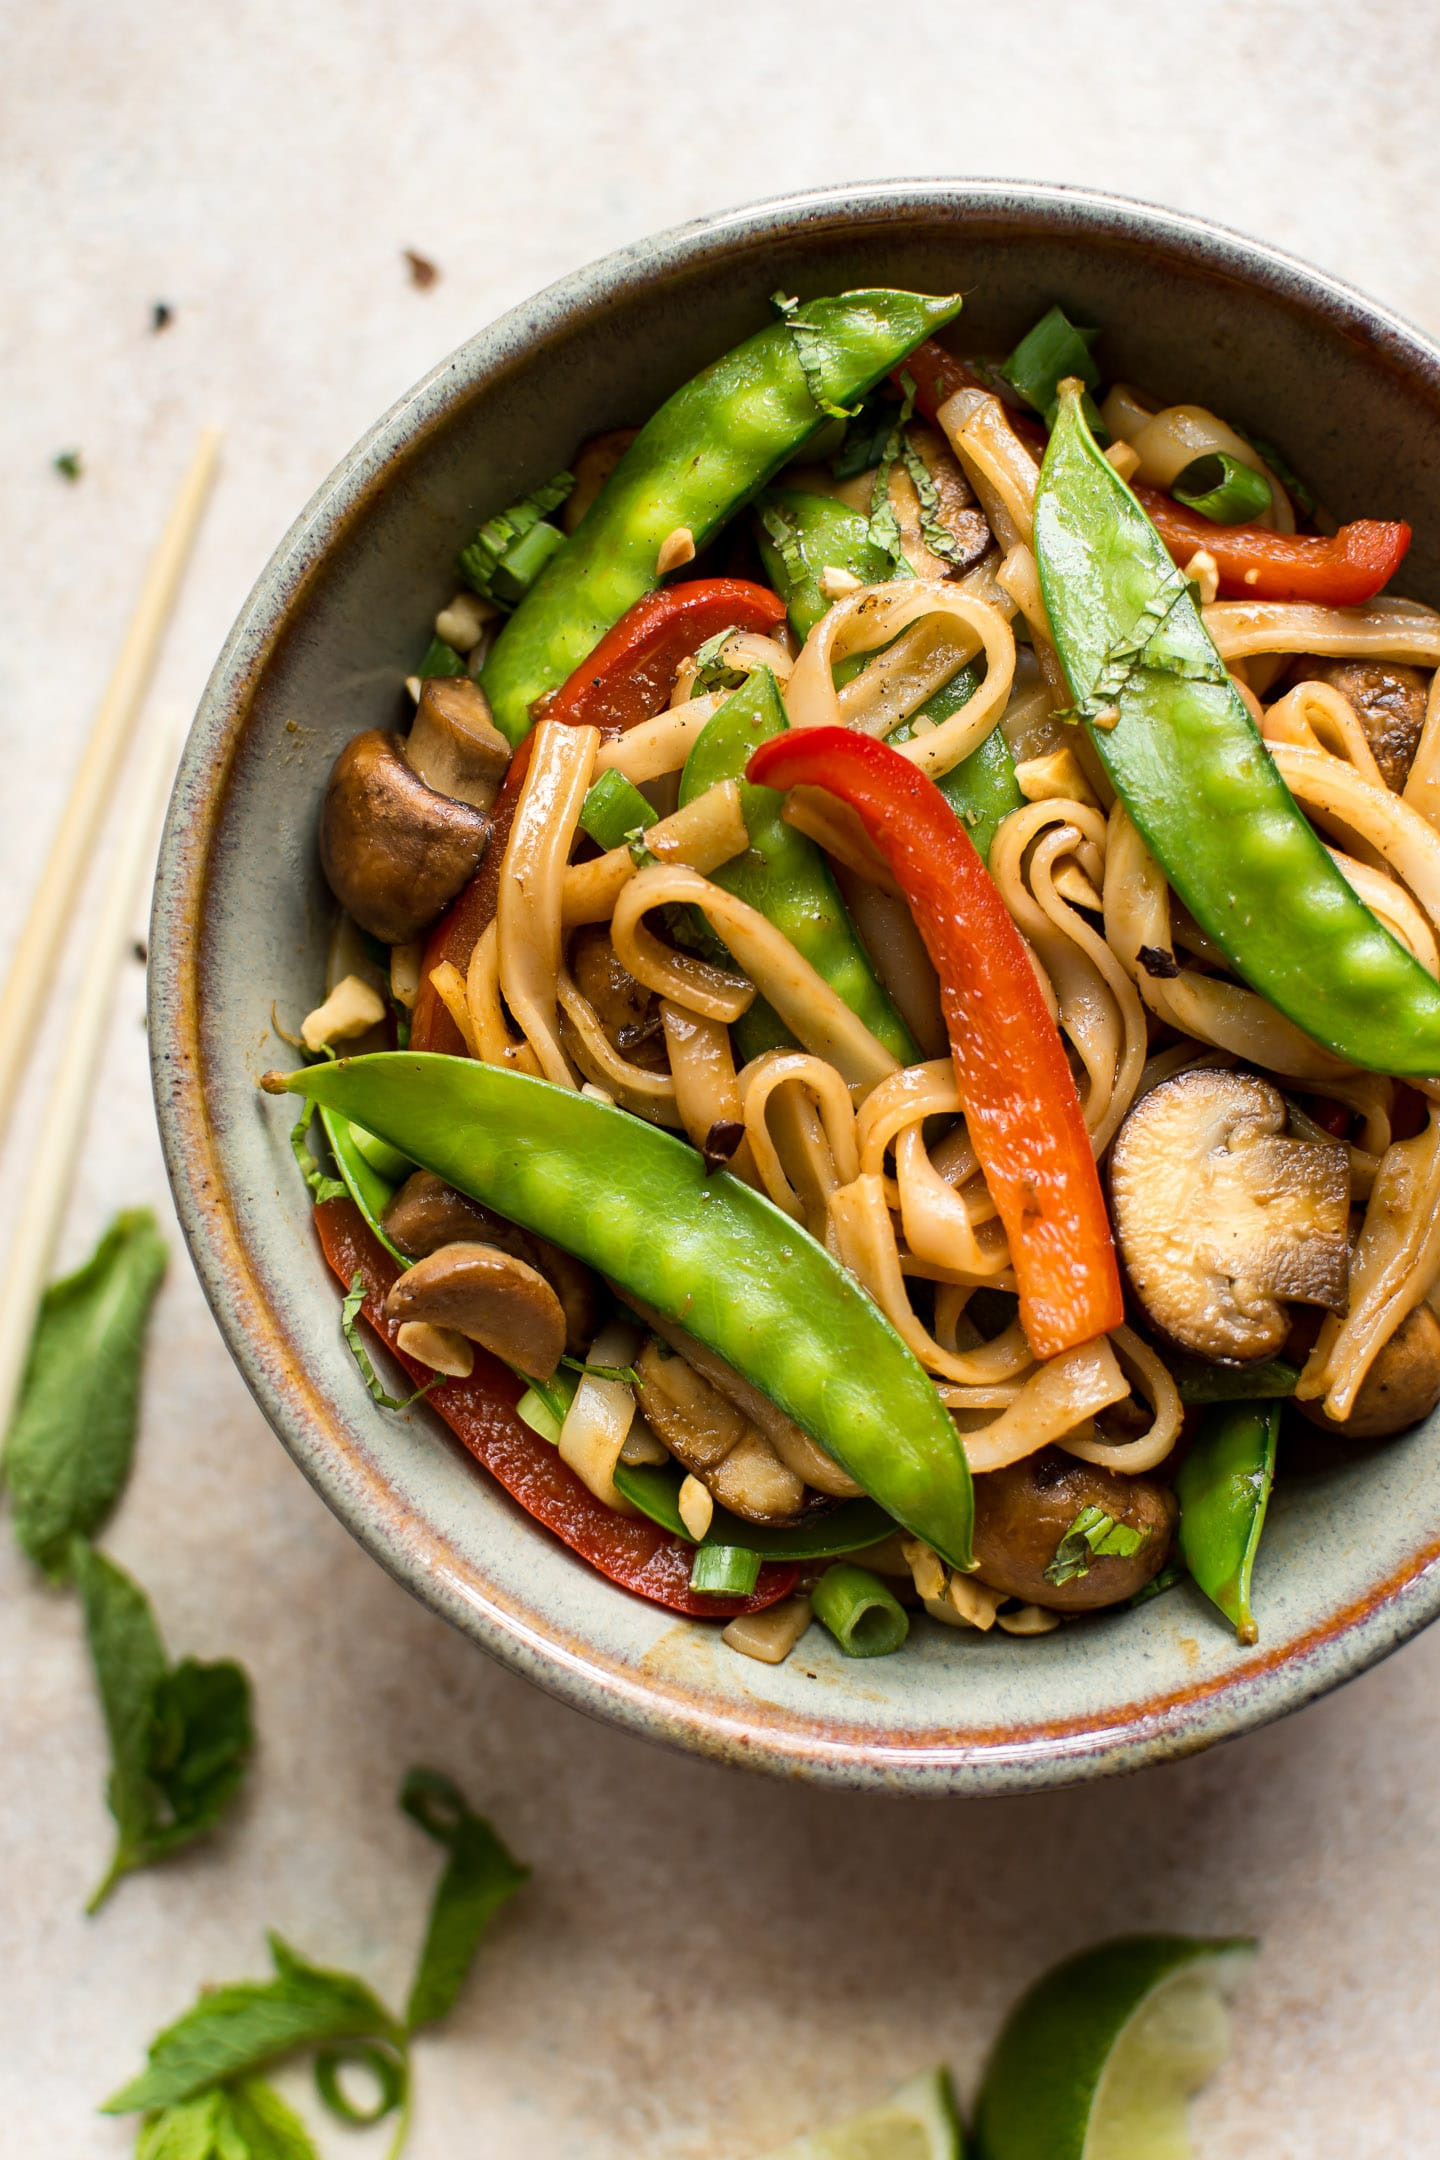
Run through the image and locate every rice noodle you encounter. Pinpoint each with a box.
[738,1052,859,1225]
[957,1338,1131,1473]
[1403,668,1440,835]
[1123,403,1292,529]
[829,1173,1029,1383]
[935,386,1041,548]
[594,700,720,783]
[1206,598,1440,668]
[659,998,756,1180]
[556,967,683,1124]
[611,864,900,1089]
[561,780,749,927]
[466,921,540,1073]
[497,719,598,1085]
[1299,1115,1440,1418]
[1261,679,1386,790]
[1267,741,1440,934]
[1059,1325,1183,1473]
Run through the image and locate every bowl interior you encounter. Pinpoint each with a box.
[153,182,1440,1793]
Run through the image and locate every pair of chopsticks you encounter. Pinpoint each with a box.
[0,430,221,1434]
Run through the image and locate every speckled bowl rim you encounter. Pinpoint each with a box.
[152,178,1440,1794]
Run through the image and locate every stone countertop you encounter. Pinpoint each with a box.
[4,3,1440,2151]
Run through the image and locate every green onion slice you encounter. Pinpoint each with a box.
[811,1563,910,1658]
[689,1544,762,1597]
[1171,452,1271,525]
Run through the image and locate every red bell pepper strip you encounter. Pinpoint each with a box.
[315,1197,799,1619]
[542,577,786,735]
[746,730,1123,1361]
[410,579,786,1055]
[1136,484,1411,605]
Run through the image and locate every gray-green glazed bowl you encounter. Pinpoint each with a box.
[150,181,1440,1794]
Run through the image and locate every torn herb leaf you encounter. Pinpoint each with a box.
[689,627,746,696]
[314,2043,406,2127]
[400,1768,530,2032]
[1044,1504,1145,1587]
[833,393,899,481]
[341,1275,438,1411]
[103,1933,403,2114]
[771,291,863,423]
[289,1107,346,1206]
[136,2076,319,2160]
[3,1209,167,1580]
[558,1354,639,1387]
[74,1543,253,1911]
[54,449,83,481]
[899,437,970,567]
[415,635,465,680]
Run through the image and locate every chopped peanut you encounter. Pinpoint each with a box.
[1014,748,1100,809]
[722,1595,813,1665]
[301,973,387,1052]
[656,525,696,576]
[395,1320,474,1378]
[678,1473,714,1540]
[435,589,498,652]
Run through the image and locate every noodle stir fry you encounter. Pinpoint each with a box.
[271,289,1440,1664]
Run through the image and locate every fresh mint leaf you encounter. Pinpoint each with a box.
[341,1275,438,1412]
[864,375,919,574]
[103,1933,403,2114]
[401,1768,530,2032]
[689,627,746,695]
[899,437,970,568]
[75,1544,254,1910]
[1044,1505,1146,1587]
[289,1107,345,1207]
[3,1209,167,1579]
[136,2078,320,2160]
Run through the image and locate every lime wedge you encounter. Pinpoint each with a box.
[974,1935,1256,2160]
[759,2068,964,2159]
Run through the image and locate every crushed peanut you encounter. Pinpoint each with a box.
[902,1538,947,1603]
[1104,441,1142,482]
[1014,747,1100,809]
[722,1595,813,1666]
[301,973,387,1052]
[434,589,498,652]
[656,525,696,576]
[389,941,423,1011]
[819,564,864,599]
[677,1473,714,1540]
[996,1603,1061,1636]
[1182,548,1220,606]
[395,1320,474,1378]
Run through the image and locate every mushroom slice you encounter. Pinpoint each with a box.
[1299,1304,1440,1440]
[382,1173,595,1353]
[634,1338,805,1523]
[1292,659,1429,793]
[319,729,489,943]
[624,1289,862,1498]
[1110,1069,1350,1363]
[384,1240,565,1383]
[406,677,511,811]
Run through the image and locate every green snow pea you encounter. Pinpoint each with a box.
[678,667,916,1064]
[757,491,1022,862]
[275,1053,973,1568]
[1175,1400,1279,1644]
[613,1458,893,1558]
[318,1107,407,1265]
[1035,380,1440,1077]
[1168,1352,1299,1406]
[755,488,902,639]
[481,289,963,743]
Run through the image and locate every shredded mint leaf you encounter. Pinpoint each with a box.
[625,826,660,870]
[864,376,919,573]
[558,1354,639,1387]
[833,393,899,481]
[74,1543,254,1911]
[54,448,83,481]
[772,292,862,423]
[689,627,746,695]
[1078,565,1226,721]
[899,436,969,568]
[458,472,573,602]
[341,1275,438,1412]
[103,1933,403,2114]
[137,2078,321,2160]
[1044,1505,1146,1587]
[3,1209,167,1580]
[758,503,809,586]
[289,1107,346,1207]
[401,1768,531,2032]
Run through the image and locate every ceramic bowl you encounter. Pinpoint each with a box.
[150,180,1440,1794]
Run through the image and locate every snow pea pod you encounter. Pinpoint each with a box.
[1035,380,1440,1077]
[273,1052,973,1568]
[1175,1400,1279,1644]
[677,667,916,1064]
[481,289,963,744]
[318,1107,407,1266]
[613,1459,893,1558]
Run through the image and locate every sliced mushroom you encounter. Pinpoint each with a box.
[384,1240,565,1383]
[563,427,639,534]
[1299,1304,1440,1440]
[406,677,511,811]
[634,1337,805,1523]
[623,1289,862,1497]
[570,925,667,1071]
[382,1172,595,1353]
[1109,1070,1350,1363]
[971,1448,1177,1613]
[1291,659,1430,792]
[319,730,489,943]
[904,422,991,574]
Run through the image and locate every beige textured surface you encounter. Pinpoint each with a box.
[5,3,1440,2152]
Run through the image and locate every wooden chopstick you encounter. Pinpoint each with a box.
[0,711,186,1436]
[0,427,219,1148]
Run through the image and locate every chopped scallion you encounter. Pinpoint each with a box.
[689,1544,762,1597]
[516,1366,580,1444]
[811,1563,910,1658]
[459,471,573,603]
[1171,452,1272,525]
[579,769,657,852]
[416,635,466,680]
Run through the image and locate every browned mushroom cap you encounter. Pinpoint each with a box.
[570,925,667,1070]
[635,1338,805,1523]
[382,1173,595,1353]
[1109,1070,1350,1363]
[406,678,511,811]
[320,730,489,943]
[971,1448,1177,1612]
[1290,659,1430,792]
[1300,1304,1440,1440]
[384,1240,565,1382]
